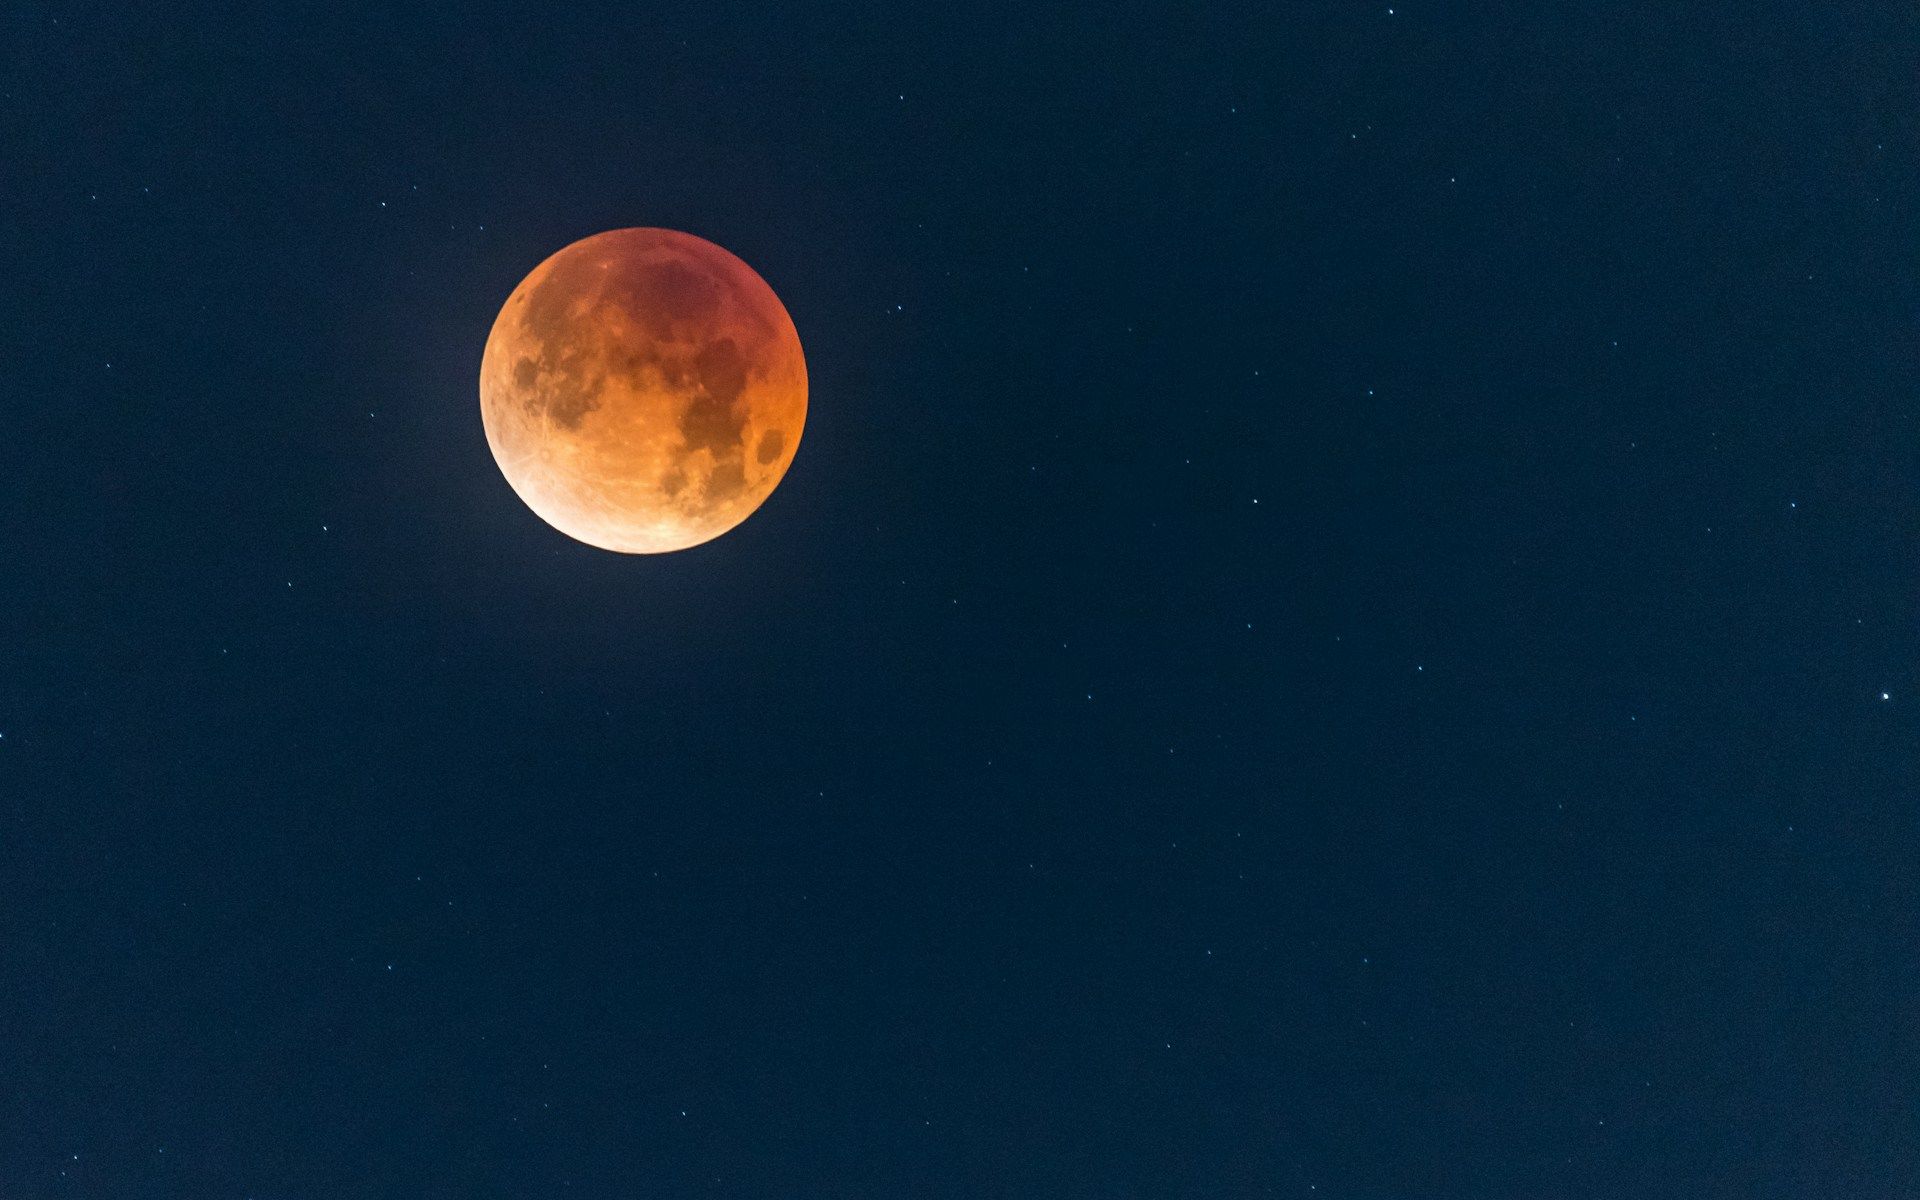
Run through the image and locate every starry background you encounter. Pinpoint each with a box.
[3,2,1917,1196]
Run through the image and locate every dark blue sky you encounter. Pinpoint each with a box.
[2,2,1916,1196]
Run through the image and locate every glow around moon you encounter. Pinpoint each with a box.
[479,228,807,553]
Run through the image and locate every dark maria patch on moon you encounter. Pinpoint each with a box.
[679,338,749,455]
[756,428,785,464]
[544,368,604,430]
[607,257,723,341]
[705,459,747,505]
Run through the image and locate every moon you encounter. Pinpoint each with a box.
[479,227,807,553]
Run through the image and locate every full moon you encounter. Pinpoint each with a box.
[479,227,807,553]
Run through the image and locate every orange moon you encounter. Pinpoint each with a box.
[478,228,806,553]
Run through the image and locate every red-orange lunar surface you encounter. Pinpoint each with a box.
[478,228,807,553]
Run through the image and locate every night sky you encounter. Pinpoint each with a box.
[4,2,1917,1196]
